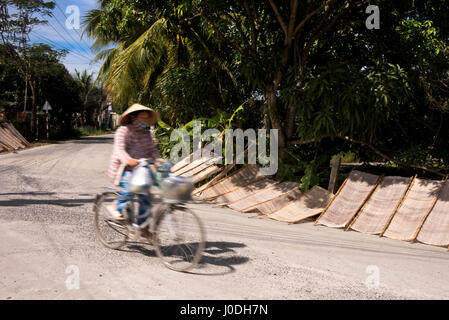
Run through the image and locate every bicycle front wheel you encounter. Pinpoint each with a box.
[152,204,205,272]
[94,192,128,249]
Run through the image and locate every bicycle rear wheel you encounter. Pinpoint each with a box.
[94,192,128,249]
[151,204,205,272]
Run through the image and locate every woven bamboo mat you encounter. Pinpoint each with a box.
[349,176,412,234]
[213,178,279,204]
[198,164,266,200]
[171,152,194,172]
[2,122,30,147]
[315,170,381,228]
[0,127,21,149]
[191,165,222,184]
[174,154,218,176]
[192,163,236,195]
[267,186,333,223]
[383,178,444,241]
[0,122,29,151]
[242,188,302,214]
[228,181,300,212]
[416,181,449,246]
[171,147,216,173]
[179,155,221,177]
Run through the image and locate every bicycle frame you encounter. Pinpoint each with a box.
[94,177,205,271]
[101,159,191,240]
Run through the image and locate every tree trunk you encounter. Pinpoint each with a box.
[285,102,296,140]
[23,75,28,112]
[264,82,287,161]
[264,114,271,131]
[29,79,37,139]
[285,73,304,141]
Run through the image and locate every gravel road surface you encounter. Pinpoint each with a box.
[0,135,448,299]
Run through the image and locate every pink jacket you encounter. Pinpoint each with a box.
[107,124,162,186]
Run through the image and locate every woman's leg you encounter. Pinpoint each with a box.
[136,194,152,226]
[136,168,154,226]
[115,172,134,214]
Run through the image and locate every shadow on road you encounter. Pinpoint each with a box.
[124,241,249,276]
[51,135,114,145]
[0,197,94,207]
[74,136,114,144]
[0,192,56,196]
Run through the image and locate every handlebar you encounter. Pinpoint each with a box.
[138,158,173,172]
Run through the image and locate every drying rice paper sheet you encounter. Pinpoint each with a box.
[416,181,449,246]
[199,164,266,200]
[267,186,333,223]
[350,176,412,234]
[383,178,444,241]
[228,181,300,212]
[315,170,380,228]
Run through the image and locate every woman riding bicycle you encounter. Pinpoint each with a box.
[107,103,166,237]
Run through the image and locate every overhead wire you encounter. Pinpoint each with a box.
[30,30,90,61]
[30,31,95,64]
[50,8,93,56]
[54,2,94,53]
[29,3,104,74]
[54,2,109,67]
[44,21,93,61]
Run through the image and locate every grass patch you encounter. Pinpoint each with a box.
[30,141,52,147]
[77,127,109,137]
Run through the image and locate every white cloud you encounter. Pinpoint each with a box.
[73,0,99,7]
[58,0,99,9]
[63,60,101,78]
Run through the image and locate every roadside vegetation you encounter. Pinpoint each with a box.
[0,1,110,142]
[2,0,449,190]
[83,0,449,188]
[76,127,109,137]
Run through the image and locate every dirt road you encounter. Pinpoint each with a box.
[0,135,448,299]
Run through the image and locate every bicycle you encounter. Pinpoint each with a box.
[93,161,206,272]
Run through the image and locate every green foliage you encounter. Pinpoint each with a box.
[73,69,104,127]
[300,165,319,193]
[154,98,257,159]
[0,41,106,140]
[76,127,109,137]
[84,0,249,123]
[334,152,359,164]
[85,0,449,179]
[0,45,23,109]
[293,61,411,140]
[275,147,326,192]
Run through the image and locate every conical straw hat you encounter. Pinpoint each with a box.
[119,103,159,126]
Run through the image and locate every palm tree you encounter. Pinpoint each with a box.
[82,0,239,127]
[82,1,189,107]
[74,69,102,127]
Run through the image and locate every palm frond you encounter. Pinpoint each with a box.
[102,18,170,104]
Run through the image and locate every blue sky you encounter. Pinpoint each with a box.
[29,0,103,77]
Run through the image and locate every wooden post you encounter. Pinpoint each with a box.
[328,156,341,193]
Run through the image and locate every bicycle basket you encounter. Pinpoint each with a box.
[159,175,194,201]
